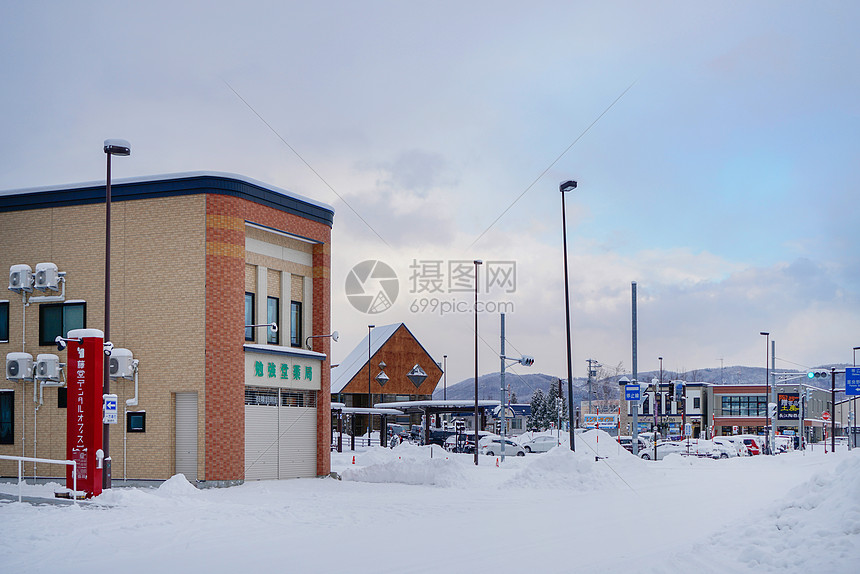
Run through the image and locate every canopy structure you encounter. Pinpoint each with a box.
[372,399,501,444]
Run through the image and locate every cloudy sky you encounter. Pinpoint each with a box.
[2,2,858,385]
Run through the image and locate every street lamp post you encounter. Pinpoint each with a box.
[367,324,375,445]
[760,332,770,453]
[658,356,663,436]
[473,259,482,466]
[443,355,448,401]
[853,347,859,448]
[103,139,130,490]
[560,180,577,452]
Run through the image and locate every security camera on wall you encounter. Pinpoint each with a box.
[6,352,34,381]
[8,264,34,293]
[109,348,135,379]
[34,262,60,291]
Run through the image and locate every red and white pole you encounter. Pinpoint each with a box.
[65,329,105,498]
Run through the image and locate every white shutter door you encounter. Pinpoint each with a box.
[244,405,279,480]
[175,392,198,481]
[278,406,317,479]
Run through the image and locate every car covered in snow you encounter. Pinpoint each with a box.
[616,435,650,454]
[639,441,687,460]
[521,435,561,453]
[679,439,735,459]
[713,435,750,456]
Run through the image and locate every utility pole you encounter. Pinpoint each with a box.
[631,281,639,455]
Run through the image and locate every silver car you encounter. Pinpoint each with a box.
[480,437,526,457]
[521,435,560,453]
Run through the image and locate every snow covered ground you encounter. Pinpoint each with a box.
[1,430,858,573]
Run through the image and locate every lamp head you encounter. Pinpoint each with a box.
[104,139,131,156]
[331,331,339,343]
[560,180,577,193]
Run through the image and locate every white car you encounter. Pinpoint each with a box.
[639,441,687,460]
[479,437,525,457]
[521,435,560,453]
[713,436,749,457]
[683,439,734,459]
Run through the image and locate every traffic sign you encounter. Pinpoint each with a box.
[822,411,831,421]
[684,423,692,437]
[846,367,860,396]
[103,394,118,424]
[625,384,640,401]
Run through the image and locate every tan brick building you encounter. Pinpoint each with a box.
[0,172,333,485]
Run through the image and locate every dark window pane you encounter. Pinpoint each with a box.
[58,386,67,409]
[40,305,63,345]
[290,301,302,347]
[127,411,146,432]
[0,301,9,342]
[63,304,85,336]
[267,297,279,345]
[0,392,13,444]
[245,293,254,341]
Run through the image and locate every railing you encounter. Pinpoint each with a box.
[0,454,77,504]
[330,435,378,451]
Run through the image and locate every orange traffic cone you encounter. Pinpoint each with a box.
[496,458,500,467]
[352,456,355,465]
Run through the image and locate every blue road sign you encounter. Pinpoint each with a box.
[847,367,860,396]
[625,384,641,401]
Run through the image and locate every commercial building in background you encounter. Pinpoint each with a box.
[708,383,833,443]
[619,381,710,439]
[0,172,333,485]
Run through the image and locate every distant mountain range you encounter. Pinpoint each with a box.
[432,364,851,404]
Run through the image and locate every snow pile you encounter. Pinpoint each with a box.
[504,445,628,491]
[686,450,860,571]
[155,473,201,497]
[341,442,471,487]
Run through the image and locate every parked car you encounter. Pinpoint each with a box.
[616,435,650,454]
[736,435,766,456]
[479,437,525,457]
[522,435,560,453]
[713,437,747,457]
[427,428,457,447]
[639,441,686,460]
[681,439,734,459]
[444,431,489,453]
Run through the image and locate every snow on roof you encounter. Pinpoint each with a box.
[330,323,403,394]
[0,171,334,213]
[373,399,501,409]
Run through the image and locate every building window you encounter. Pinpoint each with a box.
[267,296,279,345]
[290,301,302,348]
[39,302,85,346]
[245,386,278,406]
[245,293,255,341]
[0,391,13,445]
[641,396,650,415]
[0,301,9,343]
[58,387,67,408]
[281,390,317,408]
[693,397,701,409]
[127,411,146,433]
[721,395,766,417]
